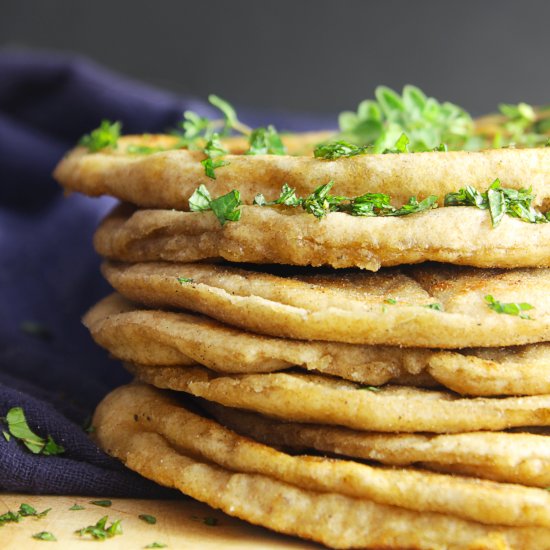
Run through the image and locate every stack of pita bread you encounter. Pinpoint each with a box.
[55,103,550,548]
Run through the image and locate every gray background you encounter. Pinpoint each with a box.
[2,0,549,118]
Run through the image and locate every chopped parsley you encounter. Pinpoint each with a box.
[444,179,549,227]
[1,407,64,456]
[76,516,122,540]
[145,543,167,549]
[79,120,121,152]
[177,277,194,284]
[314,140,370,160]
[484,295,534,319]
[425,303,443,311]
[32,531,57,541]
[69,504,85,511]
[384,298,397,305]
[139,514,157,525]
[359,385,381,392]
[189,185,242,225]
[127,144,167,155]
[201,157,229,179]
[0,504,50,526]
[90,500,112,508]
[254,182,438,220]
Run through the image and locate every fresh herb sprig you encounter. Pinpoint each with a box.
[484,295,534,320]
[337,85,473,152]
[444,179,549,227]
[79,120,121,152]
[1,407,64,456]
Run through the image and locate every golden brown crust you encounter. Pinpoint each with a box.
[126,364,550,433]
[85,294,550,396]
[101,261,550,348]
[54,138,550,210]
[204,403,550,488]
[95,203,550,271]
[92,383,550,548]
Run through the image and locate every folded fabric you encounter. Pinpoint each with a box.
[0,49,332,494]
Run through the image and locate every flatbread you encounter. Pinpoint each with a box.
[92,383,550,548]
[86,294,550,396]
[126,364,550,433]
[54,140,550,211]
[95,203,550,271]
[101,261,550,348]
[205,403,550,488]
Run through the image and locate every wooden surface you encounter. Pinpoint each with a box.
[0,493,320,549]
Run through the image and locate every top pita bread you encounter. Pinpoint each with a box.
[54,136,550,210]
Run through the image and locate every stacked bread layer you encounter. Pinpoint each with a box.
[57,138,550,549]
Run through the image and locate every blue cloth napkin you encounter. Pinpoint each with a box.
[0,50,333,495]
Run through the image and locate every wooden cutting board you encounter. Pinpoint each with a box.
[0,493,320,549]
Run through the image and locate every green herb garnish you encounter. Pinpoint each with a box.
[69,504,85,511]
[425,303,443,311]
[177,277,194,284]
[246,125,287,155]
[32,531,57,541]
[139,514,157,525]
[90,500,112,508]
[20,321,52,341]
[127,144,167,155]
[79,120,121,152]
[337,85,472,152]
[189,185,242,225]
[201,157,230,179]
[1,408,64,455]
[255,182,437,220]
[444,179,549,227]
[145,543,167,549]
[76,516,122,540]
[314,140,370,160]
[384,298,397,305]
[484,295,534,319]
[359,385,381,392]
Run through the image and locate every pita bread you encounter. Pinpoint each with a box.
[86,294,550,396]
[126,364,550,433]
[205,403,550,488]
[92,383,550,548]
[95,203,550,271]
[54,141,550,211]
[101,261,550,348]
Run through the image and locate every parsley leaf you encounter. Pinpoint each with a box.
[425,303,443,311]
[139,514,157,525]
[253,183,302,207]
[79,120,121,152]
[2,407,64,455]
[127,144,167,155]
[69,504,85,511]
[90,500,112,508]
[246,126,287,155]
[76,516,122,540]
[302,182,347,218]
[484,295,534,319]
[188,186,242,225]
[177,277,194,284]
[145,543,167,549]
[201,157,229,179]
[444,179,549,227]
[314,140,370,160]
[32,531,57,541]
[188,184,212,211]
